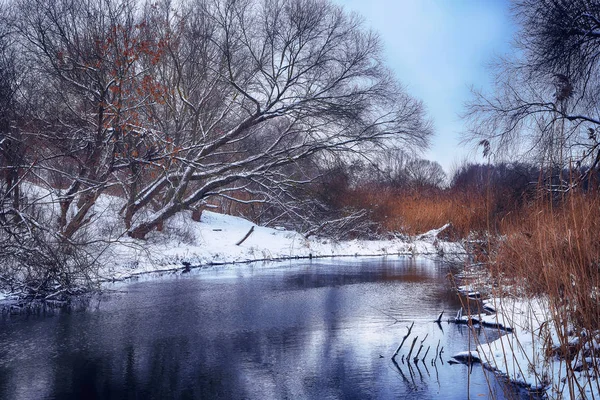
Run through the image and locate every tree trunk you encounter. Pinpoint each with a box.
[123,163,139,230]
[61,191,99,238]
[191,207,202,222]
[128,202,183,239]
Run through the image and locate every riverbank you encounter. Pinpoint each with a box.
[0,204,465,302]
[98,210,466,281]
[450,287,600,399]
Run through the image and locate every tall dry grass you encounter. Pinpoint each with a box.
[346,186,493,238]
[484,191,600,397]
[494,192,600,324]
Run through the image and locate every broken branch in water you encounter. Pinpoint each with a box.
[392,321,414,359]
[407,336,419,361]
[433,339,441,365]
[413,333,428,362]
[414,343,424,363]
[423,345,431,361]
[435,310,444,323]
[456,307,462,320]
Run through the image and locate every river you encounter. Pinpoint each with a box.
[0,256,532,399]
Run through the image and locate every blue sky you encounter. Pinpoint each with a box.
[334,0,516,173]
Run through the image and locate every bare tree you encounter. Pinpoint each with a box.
[0,0,170,296]
[465,0,600,178]
[9,0,169,239]
[0,7,22,212]
[0,0,431,295]
[364,147,412,187]
[124,0,432,239]
[404,159,446,189]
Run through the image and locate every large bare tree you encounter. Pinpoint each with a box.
[466,0,600,179]
[122,0,432,238]
[0,0,431,295]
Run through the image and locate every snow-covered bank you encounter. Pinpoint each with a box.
[453,296,600,399]
[450,265,600,398]
[0,185,466,303]
[98,211,465,282]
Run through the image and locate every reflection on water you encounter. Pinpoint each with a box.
[0,257,529,399]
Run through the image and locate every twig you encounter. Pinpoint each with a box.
[392,321,414,359]
[435,310,444,323]
[414,343,424,362]
[407,336,419,361]
[423,345,431,361]
[44,288,68,300]
[456,307,463,320]
[371,306,400,323]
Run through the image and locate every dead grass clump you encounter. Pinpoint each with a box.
[492,192,600,388]
[496,193,600,323]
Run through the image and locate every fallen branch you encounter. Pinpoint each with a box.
[236,226,255,246]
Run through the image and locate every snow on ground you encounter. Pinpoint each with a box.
[2,184,464,285]
[467,297,600,399]
[98,209,466,281]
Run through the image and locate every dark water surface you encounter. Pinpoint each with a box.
[0,257,528,399]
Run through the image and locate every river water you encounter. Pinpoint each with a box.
[0,256,531,399]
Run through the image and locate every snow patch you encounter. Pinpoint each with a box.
[96,210,466,282]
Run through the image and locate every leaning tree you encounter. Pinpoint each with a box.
[7,0,431,240]
[0,0,432,294]
[121,0,433,238]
